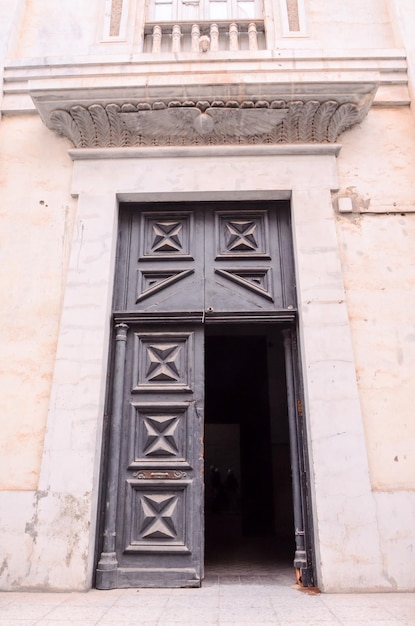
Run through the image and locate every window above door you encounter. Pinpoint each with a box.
[99,0,309,53]
[147,0,263,22]
[144,0,265,52]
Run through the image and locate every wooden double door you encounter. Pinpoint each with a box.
[96,201,307,589]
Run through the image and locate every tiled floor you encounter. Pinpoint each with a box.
[0,580,414,625]
[0,537,413,626]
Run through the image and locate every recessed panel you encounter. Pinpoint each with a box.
[139,212,194,260]
[132,332,194,392]
[124,481,190,553]
[215,210,270,259]
[136,269,194,302]
[128,403,189,467]
[214,267,274,301]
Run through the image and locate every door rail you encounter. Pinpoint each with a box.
[113,309,297,324]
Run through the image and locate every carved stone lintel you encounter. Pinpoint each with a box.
[48,96,371,148]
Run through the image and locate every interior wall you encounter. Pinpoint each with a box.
[204,326,295,564]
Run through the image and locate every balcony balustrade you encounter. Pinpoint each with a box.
[143,20,266,53]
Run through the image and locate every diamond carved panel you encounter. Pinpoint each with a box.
[140,493,178,539]
[147,344,180,382]
[226,220,258,252]
[133,332,193,392]
[143,415,179,457]
[140,212,194,259]
[129,404,188,467]
[215,210,270,259]
[124,481,190,553]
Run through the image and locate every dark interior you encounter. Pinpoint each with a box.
[204,325,295,574]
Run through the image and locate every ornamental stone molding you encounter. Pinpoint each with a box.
[29,79,378,148]
[48,98,371,148]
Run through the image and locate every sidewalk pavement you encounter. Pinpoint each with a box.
[0,579,414,626]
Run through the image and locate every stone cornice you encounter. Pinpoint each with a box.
[15,54,387,147]
[2,49,407,115]
[45,95,375,147]
[27,76,379,148]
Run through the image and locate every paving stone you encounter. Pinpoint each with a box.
[0,589,414,625]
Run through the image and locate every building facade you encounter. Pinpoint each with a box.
[0,0,414,591]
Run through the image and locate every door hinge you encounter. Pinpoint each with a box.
[297,399,303,417]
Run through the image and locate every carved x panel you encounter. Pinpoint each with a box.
[140,212,194,259]
[124,482,190,553]
[143,416,179,456]
[133,332,193,392]
[129,404,188,467]
[215,210,270,259]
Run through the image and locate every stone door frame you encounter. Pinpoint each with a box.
[34,145,383,591]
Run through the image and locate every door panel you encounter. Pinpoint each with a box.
[97,324,204,588]
[115,208,205,313]
[115,202,295,316]
[205,207,286,312]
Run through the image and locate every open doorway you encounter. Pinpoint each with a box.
[204,324,296,578]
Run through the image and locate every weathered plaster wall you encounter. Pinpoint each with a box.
[0,115,76,490]
[307,0,395,48]
[12,0,397,60]
[0,0,414,594]
[337,106,415,490]
[334,104,415,589]
[336,211,415,489]
[15,0,99,58]
[0,0,26,100]
[388,0,415,113]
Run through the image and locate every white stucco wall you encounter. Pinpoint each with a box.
[0,142,414,591]
[389,0,415,110]
[0,116,76,490]
[0,0,26,103]
[12,0,397,60]
[15,0,100,58]
[337,106,415,490]
[308,0,395,49]
[0,0,414,592]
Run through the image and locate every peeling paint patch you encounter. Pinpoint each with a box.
[333,186,371,217]
[382,570,397,590]
[0,557,8,577]
[24,490,48,541]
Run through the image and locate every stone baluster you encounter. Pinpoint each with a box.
[229,22,239,51]
[191,24,200,52]
[172,24,181,52]
[248,22,258,51]
[152,25,162,53]
[210,23,219,51]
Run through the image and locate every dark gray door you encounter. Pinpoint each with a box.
[96,201,297,589]
[113,202,296,319]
